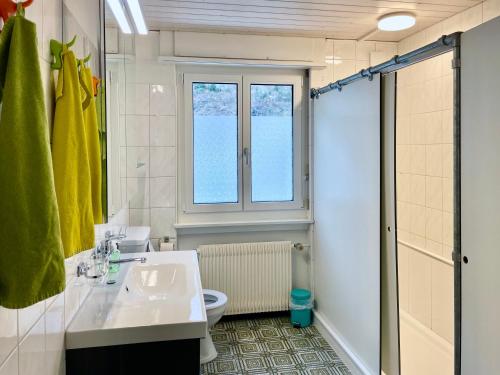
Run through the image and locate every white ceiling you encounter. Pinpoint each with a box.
[109,0,483,41]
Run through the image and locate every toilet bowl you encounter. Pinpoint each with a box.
[200,289,227,364]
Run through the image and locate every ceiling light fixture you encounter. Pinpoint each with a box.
[107,0,132,34]
[126,0,148,35]
[378,12,416,31]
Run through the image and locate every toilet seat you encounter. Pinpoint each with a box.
[203,289,227,311]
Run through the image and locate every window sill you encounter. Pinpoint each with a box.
[174,219,313,235]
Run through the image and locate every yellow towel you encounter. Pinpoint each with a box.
[52,48,95,257]
[81,66,103,224]
[0,15,65,308]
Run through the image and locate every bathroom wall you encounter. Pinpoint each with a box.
[394,0,500,350]
[0,1,102,374]
[309,39,397,89]
[395,53,454,345]
[106,31,178,248]
[0,251,92,375]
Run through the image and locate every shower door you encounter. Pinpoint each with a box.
[313,75,381,375]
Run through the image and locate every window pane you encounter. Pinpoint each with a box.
[193,83,238,204]
[251,84,294,202]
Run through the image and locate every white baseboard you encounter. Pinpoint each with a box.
[313,310,373,375]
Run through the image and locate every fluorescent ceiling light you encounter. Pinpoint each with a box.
[378,13,416,31]
[107,0,132,34]
[126,0,148,35]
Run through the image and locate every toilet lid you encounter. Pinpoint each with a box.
[203,289,227,310]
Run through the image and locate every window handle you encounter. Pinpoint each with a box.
[243,147,250,166]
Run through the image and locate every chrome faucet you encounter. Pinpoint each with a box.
[76,230,127,280]
[110,257,146,264]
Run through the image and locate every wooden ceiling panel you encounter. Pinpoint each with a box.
[109,0,483,41]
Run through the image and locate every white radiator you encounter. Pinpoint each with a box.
[198,241,292,315]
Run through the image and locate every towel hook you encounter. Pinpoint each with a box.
[0,0,33,24]
[50,35,77,70]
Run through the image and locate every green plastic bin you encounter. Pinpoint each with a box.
[290,288,313,328]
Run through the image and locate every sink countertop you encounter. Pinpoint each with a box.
[65,251,207,349]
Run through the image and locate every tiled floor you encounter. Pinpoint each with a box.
[201,315,351,375]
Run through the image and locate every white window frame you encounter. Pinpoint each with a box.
[183,70,304,213]
[242,75,303,210]
[183,73,243,213]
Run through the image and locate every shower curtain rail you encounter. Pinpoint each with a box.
[310,32,461,99]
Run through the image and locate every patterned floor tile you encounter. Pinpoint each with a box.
[201,315,350,375]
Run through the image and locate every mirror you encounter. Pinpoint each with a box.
[62,0,107,221]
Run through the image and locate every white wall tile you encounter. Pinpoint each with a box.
[396,115,410,145]
[443,178,453,213]
[443,213,454,247]
[425,145,443,177]
[426,208,443,244]
[409,114,426,145]
[126,178,150,209]
[333,60,356,82]
[150,116,176,147]
[426,239,443,256]
[431,262,454,343]
[397,201,410,231]
[129,208,151,226]
[150,177,176,208]
[135,32,160,61]
[410,204,426,238]
[19,316,45,375]
[126,116,150,147]
[426,176,443,210]
[45,293,65,375]
[409,233,426,249]
[396,145,410,173]
[355,41,375,61]
[150,85,176,116]
[0,349,18,375]
[424,112,442,145]
[119,116,127,146]
[0,308,17,366]
[410,145,426,175]
[126,147,150,178]
[398,244,410,311]
[442,144,453,179]
[42,0,63,63]
[64,282,80,330]
[441,74,453,111]
[397,172,410,203]
[150,208,176,238]
[441,109,453,144]
[25,0,43,57]
[150,147,176,177]
[333,40,355,60]
[409,251,432,327]
[18,302,45,340]
[125,84,150,115]
[409,175,425,206]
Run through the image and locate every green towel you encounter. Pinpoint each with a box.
[52,47,95,257]
[0,15,65,308]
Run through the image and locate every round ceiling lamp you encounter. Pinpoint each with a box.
[378,12,416,31]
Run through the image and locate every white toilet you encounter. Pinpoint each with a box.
[200,289,228,364]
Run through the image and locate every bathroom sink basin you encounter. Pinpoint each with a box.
[65,251,207,349]
[124,263,188,300]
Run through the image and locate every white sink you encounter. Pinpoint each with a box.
[66,251,207,349]
[124,263,189,300]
